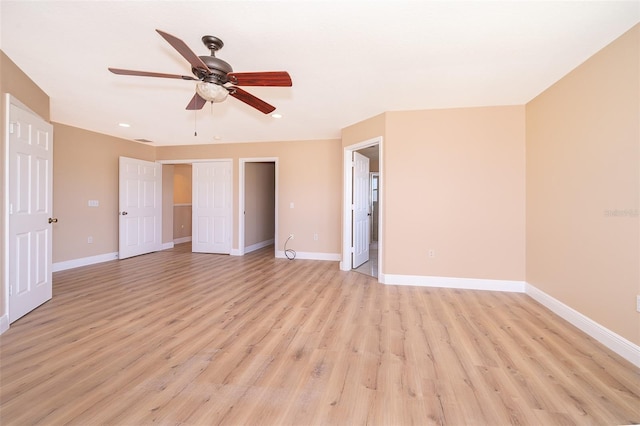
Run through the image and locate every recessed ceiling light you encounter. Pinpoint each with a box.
[271,113,282,119]
[118,123,131,128]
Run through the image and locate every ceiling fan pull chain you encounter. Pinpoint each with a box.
[194,109,198,136]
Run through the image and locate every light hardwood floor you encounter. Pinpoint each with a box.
[1,243,639,425]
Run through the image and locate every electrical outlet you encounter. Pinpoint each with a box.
[428,249,435,258]
[637,295,640,313]
[88,236,93,244]
[313,233,318,241]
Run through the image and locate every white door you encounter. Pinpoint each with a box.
[118,157,162,260]
[7,99,54,323]
[352,151,370,268]
[192,161,232,254]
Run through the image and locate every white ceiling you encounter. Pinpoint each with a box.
[1,1,638,146]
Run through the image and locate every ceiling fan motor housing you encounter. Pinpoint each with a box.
[194,56,233,84]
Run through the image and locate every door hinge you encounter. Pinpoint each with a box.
[351,247,355,253]
[9,122,16,134]
[351,204,355,210]
[9,285,12,296]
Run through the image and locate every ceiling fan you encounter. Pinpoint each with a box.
[109,29,292,114]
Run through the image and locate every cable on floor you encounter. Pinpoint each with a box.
[284,235,296,260]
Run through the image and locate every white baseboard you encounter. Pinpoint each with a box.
[381,273,525,293]
[275,251,341,261]
[173,236,192,244]
[0,314,9,335]
[245,239,274,254]
[161,242,174,250]
[525,283,640,368]
[53,252,119,272]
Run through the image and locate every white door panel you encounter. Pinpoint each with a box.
[352,151,370,268]
[8,99,54,323]
[118,157,162,260]
[192,161,232,254]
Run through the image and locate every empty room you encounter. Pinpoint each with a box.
[1,1,639,425]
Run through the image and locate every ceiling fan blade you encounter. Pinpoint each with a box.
[186,93,207,110]
[156,29,211,73]
[227,71,292,87]
[109,68,197,80]
[229,87,276,114]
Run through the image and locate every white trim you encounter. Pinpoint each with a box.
[525,283,640,368]
[161,242,174,250]
[239,157,278,257]
[230,248,242,256]
[53,252,119,272]
[173,236,192,244]
[245,238,274,254]
[276,251,341,261]
[381,274,525,292]
[341,136,383,277]
[0,314,9,335]
[3,94,12,326]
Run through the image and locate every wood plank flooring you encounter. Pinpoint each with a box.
[1,243,639,425]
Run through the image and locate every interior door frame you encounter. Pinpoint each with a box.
[2,94,14,332]
[341,136,383,280]
[238,157,279,256]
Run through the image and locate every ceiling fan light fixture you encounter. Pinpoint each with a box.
[196,82,228,102]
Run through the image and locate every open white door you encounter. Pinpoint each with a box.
[118,157,162,260]
[7,97,54,323]
[192,161,232,254]
[352,151,370,268]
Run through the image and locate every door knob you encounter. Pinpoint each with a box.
[48,217,58,224]
[121,211,128,215]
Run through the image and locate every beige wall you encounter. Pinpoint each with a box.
[0,51,51,320]
[173,164,192,204]
[342,113,386,148]
[52,124,155,262]
[173,206,192,240]
[172,164,192,240]
[157,140,342,254]
[526,25,639,345]
[245,162,276,247]
[384,106,526,280]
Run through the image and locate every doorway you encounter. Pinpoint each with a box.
[239,158,278,256]
[341,137,383,280]
[159,159,232,255]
